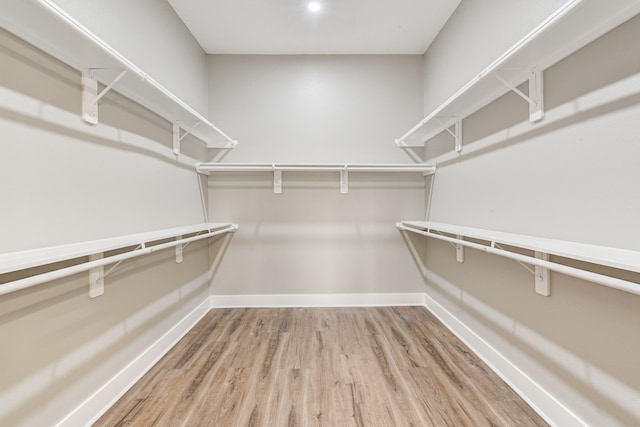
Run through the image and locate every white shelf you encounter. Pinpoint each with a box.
[0,223,235,275]
[400,221,640,273]
[0,222,238,297]
[0,0,237,151]
[397,220,640,296]
[197,163,436,173]
[396,0,640,148]
[197,163,436,194]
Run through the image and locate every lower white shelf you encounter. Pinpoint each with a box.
[397,220,640,297]
[0,222,238,297]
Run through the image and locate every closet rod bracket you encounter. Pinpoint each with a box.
[82,69,128,126]
[434,117,463,152]
[89,253,105,298]
[273,167,282,194]
[173,121,201,155]
[456,235,465,263]
[535,251,551,296]
[491,68,544,123]
[340,166,349,194]
[175,236,183,263]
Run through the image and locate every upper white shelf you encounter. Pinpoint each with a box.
[0,0,236,150]
[196,163,436,174]
[197,162,436,194]
[396,0,640,148]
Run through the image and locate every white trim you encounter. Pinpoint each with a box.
[56,296,213,427]
[211,293,426,308]
[421,292,587,427]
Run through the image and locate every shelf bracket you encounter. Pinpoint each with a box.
[535,251,551,296]
[491,69,544,123]
[456,235,464,263]
[89,253,105,298]
[173,121,201,156]
[273,167,282,194]
[497,243,551,296]
[81,69,128,126]
[175,236,183,263]
[434,117,463,152]
[340,166,349,194]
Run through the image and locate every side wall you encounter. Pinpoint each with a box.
[0,23,215,427]
[207,55,427,299]
[420,2,640,425]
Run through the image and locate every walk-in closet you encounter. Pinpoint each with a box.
[1,0,639,425]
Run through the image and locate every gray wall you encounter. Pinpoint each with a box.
[207,55,427,296]
[208,55,423,163]
[420,2,640,424]
[0,26,214,426]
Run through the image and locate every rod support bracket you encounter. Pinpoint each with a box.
[535,251,551,296]
[273,167,282,194]
[491,68,544,123]
[175,236,183,263]
[89,253,105,298]
[82,70,99,125]
[81,69,128,126]
[454,119,463,152]
[340,166,349,194]
[173,121,201,156]
[456,235,465,263]
[434,117,463,152]
[529,68,544,123]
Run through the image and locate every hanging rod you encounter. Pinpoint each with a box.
[396,222,640,297]
[0,223,238,297]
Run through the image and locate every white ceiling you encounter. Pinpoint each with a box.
[167,0,461,55]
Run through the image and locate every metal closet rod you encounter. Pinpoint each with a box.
[396,223,640,296]
[37,0,235,145]
[0,225,238,297]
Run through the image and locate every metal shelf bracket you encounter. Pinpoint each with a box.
[491,68,544,123]
[89,253,104,298]
[496,243,551,296]
[273,167,283,194]
[456,235,465,263]
[175,236,183,263]
[535,251,551,296]
[433,117,463,152]
[173,121,201,155]
[340,166,349,194]
[81,69,128,126]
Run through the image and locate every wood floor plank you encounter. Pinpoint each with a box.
[94,306,548,427]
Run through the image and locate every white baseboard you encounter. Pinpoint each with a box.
[422,292,586,427]
[211,292,426,308]
[56,296,213,427]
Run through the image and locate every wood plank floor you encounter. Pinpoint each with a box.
[94,307,548,426]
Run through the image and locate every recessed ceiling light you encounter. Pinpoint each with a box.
[308,2,321,12]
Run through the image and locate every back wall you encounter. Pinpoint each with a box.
[206,55,427,298]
